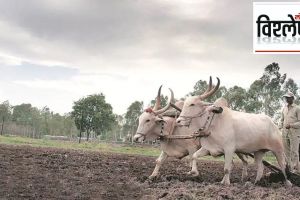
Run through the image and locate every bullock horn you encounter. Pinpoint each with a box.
[153,85,162,111]
[201,76,212,96]
[170,103,182,112]
[153,88,174,115]
[199,77,220,100]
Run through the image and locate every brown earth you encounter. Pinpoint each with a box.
[1,144,300,200]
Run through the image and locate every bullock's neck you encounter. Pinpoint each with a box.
[161,117,176,135]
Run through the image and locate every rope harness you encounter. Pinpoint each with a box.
[158,111,216,140]
[140,105,217,140]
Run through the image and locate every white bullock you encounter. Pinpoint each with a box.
[176,77,291,186]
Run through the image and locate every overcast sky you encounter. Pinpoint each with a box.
[0,0,300,115]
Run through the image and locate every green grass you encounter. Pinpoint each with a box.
[0,135,161,157]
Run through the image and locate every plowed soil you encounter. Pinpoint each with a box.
[1,144,300,200]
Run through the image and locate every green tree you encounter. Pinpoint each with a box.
[72,93,116,142]
[107,114,123,141]
[11,103,44,137]
[246,63,286,117]
[0,101,11,135]
[40,106,51,135]
[122,101,144,143]
[283,78,299,104]
[189,79,227,102]
[29,107,42,138]
[150,95,168,108]
[49,113,65,136]
[244,80,264,113]
[12,103,33,125]
[224,86,247,111]
[189,79,209,96]
[63,113,78,138]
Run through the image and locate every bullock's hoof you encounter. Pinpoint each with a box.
[187,170,199,177]
[254,178,263,185]
[241,172,248,182]
[244,181,253,187]
[148,175,157,181]
[221,178,230,186]
[221,181,230,186]
[285,180,292,187]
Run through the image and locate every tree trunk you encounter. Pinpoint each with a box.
[0,116,4,135]
[86,129,90,141]
[79,130,82,143]
[131,126,134,145]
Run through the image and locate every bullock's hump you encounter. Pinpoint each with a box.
[175,100,184,110]
[214,97,228,107]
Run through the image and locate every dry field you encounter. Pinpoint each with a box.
[1,144,300,199]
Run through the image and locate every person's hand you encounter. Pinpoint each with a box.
[286,124,291,129]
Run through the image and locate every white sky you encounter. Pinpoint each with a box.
[0,0,300,115]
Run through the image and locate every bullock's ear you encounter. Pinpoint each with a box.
[206,105,223,114]
[212,107,223,113]
[155,116,164,124]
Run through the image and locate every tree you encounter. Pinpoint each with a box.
[150,95,168,108]
[122,101,144,143]
[189,79,227,102]
[12,103,33,125]
[244,80,264,113]
[29,107,42,138]
[40,106,50,136]
[71,93,116,142]
[246,63,286,118]
[63,113,78,138]
[0,101,11,135]
[224,86,247,111]
[11,103,44,137]
[189,79,209,96]
[105,114,123,141]
[283,78,299,104]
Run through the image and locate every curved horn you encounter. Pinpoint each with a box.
[153,88,174,115]
[199,77,220,100]
[153,85,162,111]
[201,76,212,96]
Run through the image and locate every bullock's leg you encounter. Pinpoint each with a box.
[189,155,193,168]
[149,151,168,180]
[254,151,265,184]
[188,147,209,176]
[221,151,234,185]
[273,150,292,187]
[187,148,199,171]
[236,153,248,182]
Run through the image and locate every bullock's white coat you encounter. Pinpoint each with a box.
[134,102,201,179]
[177,97,291,186]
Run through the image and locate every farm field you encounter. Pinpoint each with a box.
[1,141,300,199]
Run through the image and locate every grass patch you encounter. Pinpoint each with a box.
[0,135,161,157]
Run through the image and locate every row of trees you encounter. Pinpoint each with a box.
[0,63,299,142]
[0,102,77,138]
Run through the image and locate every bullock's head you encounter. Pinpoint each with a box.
[176,76,220,127]
[133,86,174,142]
